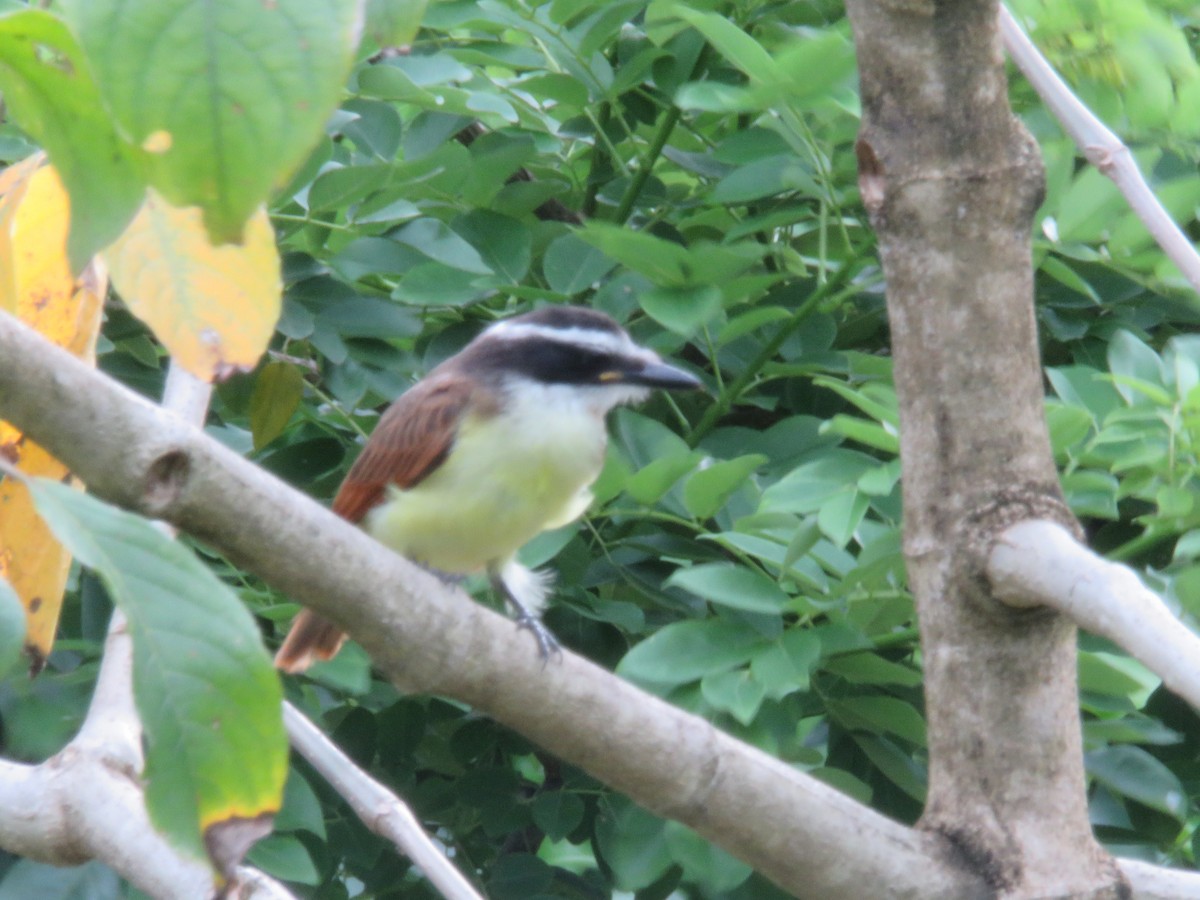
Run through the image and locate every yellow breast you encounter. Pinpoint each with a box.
[363,384,608,573]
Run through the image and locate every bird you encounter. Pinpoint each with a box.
[274,305,702,672]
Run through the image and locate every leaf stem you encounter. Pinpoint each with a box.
[686,243,873,446]
[614,105,682,224]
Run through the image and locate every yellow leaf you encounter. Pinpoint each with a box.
[104,190,282,382]
[0,446,74,673]
[0,159,106,671]
[0,152,45,313]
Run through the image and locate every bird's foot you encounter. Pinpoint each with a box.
[514,610,562,664]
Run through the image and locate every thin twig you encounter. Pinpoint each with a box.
[282,703,484,900]
[1000,5,1200,293]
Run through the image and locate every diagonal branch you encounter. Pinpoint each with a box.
[988,519,1200,713]
[283,703,483,900]
[999,5,1200,293]
[0,311,984,898]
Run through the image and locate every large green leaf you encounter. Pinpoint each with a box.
[59,0,365,243]
[1086,745,1189,822]
[617,618,767,687]
[666,561,791,614]
[25,478,286,870]
[0,10,143,269]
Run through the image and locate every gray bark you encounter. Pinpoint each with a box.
[845,1,1125,896]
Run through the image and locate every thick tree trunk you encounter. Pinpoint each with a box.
[844,1,1126,896]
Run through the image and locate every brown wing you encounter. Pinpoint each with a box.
[332,374,476,523]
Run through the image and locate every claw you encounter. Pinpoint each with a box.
[489,566,561,663]
[514,610,562,662]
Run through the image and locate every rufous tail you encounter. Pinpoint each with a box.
[274,610,347,673]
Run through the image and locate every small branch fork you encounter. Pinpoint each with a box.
[0,363,293,898]
[1,357,476,898]
[988,520,1200,715]
[987,521,1200,896]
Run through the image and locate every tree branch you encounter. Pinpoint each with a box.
[0,311,984,897]
[282,703,483,900]
[1119,859,1200,898]
[988,519,1200,712]
[999,5,1200,293]
[0,357,295,898]
[845,0,1126,892]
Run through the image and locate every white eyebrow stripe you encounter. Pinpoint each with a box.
[485,322,638,356]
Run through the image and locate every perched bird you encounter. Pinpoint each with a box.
[274,305,701,672]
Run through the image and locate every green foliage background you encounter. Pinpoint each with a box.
[3,0,1200,896]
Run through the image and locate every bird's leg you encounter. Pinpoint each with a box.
[489,568,560,662]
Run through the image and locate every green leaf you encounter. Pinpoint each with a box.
[614,408,691,469]
[452,210,532,283]
[576,222,761,288]
[393,263,489,306]
[683,454,766,519]
[531,791,585,841]
[1086,745,1188,822]
[812,377,899,427]
[625,451,701,505]
[1083,716,1182,747]
[249,362,304,451]
[852,733,927,801]
[828,695,927,746]
[662,821,753,893]
[246,834,320,885]
[274,769,326,839]
[60,0,364,243]
[674,80,762,113]
[0,577,27,676]
[711,155,821,204]
[1060,470,1119,520]
[822,415,899,454]
[25,478,286,868]
[307,163,395,213]
[822,653,921,687]
[666,5,780,86]
[1039,255,1101,303]
[487,853,554,900]
[749,629,820,699]
[577,223,693,286]
[1106,330,1165,406]
[700,668,765,724]
[365,0,429,47]
[617,618,767,687]
[761,450,879,514]
[1046,366,1121,419]
[542,232,618,295]
[1078,650,1161,709]
[0,10,144,269]
[667,562,790,614]
[1045,402,1093,455]
[392,217,493,274]
[593,798,673,891]
[817,489,869,547]
[639,284,723,336]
